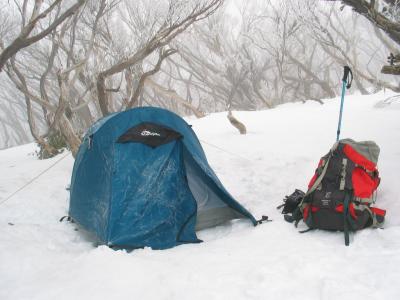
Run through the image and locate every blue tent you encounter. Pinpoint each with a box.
[69,107,257,249]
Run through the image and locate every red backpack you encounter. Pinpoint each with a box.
[285,139,385,245]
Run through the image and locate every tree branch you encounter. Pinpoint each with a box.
[146,77,205,118]
[0,0,86,71]
[127,48,177,108]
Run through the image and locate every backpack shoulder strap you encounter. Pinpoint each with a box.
[303,142,339,199]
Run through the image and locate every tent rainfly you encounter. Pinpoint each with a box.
[69,107,257,249]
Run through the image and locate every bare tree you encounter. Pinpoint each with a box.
[1,0,112,155]
[298,1,400,91]
[96,0,223,116]
[3,0,398,152]
[0,88,31,149]
[1,0,224,156]
[326,0,400,75]
[166,2,274,113]
[248,1,339,101]
[0,0,86,71]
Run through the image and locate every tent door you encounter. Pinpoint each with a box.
[182,148,243,231]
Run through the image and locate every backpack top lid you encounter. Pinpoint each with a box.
[338,139,380,170]
[307,138,380,197]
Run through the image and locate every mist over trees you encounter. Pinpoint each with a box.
[0,0,399,153]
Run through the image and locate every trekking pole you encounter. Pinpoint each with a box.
[336,66,353,141]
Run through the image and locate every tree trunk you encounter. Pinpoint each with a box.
[58,115,81,157]
[227,111,246,135]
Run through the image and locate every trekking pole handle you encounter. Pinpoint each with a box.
[342,66,353,89]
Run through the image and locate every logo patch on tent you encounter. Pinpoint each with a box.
[117,122,182,148]
[140,130,161,137]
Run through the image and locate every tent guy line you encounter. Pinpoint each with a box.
[0,151,71,206]
[199,139,253,163]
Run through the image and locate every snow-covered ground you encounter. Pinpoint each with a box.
[1,92,399,300]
